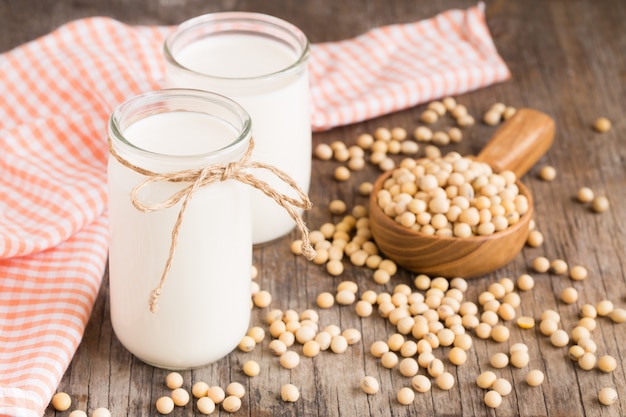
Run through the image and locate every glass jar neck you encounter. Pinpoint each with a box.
[108,89,252,172]
[164,12,310,82]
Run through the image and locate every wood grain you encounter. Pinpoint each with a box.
[2,1,626,416]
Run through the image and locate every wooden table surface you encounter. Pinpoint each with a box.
[3,0,626,416]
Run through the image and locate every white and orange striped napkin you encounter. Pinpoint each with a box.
[309,3,510,130]
[0,4,508,416]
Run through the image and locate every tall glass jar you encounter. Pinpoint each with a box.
[107,89,252,370]
[164,12,311,245]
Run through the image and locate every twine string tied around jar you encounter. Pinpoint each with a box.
[107,136,316,313]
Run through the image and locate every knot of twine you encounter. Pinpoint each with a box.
[108,137,316,313]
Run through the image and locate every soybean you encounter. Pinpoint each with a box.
[561,287,579,304]
[197,397,216,415]
[207,386,226,404]
[436,372,455,390]
[281,384,300,402]
[243,360,261,377]
[539,319,559,336]
[92,409,111,417]
[510,350,530,368]
[517,316,535,329]
[280,351,301,369]
[492,378,512,396]
[476,371,497,389]
[610,308,626,323]
[165,372,184,389]
[598,387,618,405]
[497,303,516,321]
[570,265,588,281]
[449,346,468,366]
[253,290,272,308]
[591,196,610,213]
[533,257,550,273]
[598,355,617,373]
[596,300,614,316]
[484,390,502,408]
[491,325,510,343]
[399,358,419,377]
[517,274,535,291]
[314,143,333,160]
[315,292,334,309]
[222,396,242,413]
[550,329,570,348]
[593,117,611,133]
[539,166,557,181]
[410,374,431,393]
[577,187,594,203]
[171,388,190,406]
[360,376,380,395]
[51,392,72,412]
[334,166,351,181]
[397,387,415,405]
[155,397,175,415]
[331,335,349,353]
[192,382,210,399]
[490,352,509,368]
[526,369,545,387]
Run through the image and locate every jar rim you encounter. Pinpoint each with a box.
[163,11,310,82]
[108,88,252,162]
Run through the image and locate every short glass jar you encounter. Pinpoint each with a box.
[107,89,252,369]
[164,12,311,245]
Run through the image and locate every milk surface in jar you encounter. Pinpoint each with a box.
[108,89,252,370]
[164,12,311,245]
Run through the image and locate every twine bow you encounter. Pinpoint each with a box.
[108,137,316,313]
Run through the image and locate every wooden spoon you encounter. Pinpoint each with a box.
[369,108,555,278]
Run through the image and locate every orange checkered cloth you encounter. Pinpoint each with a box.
[0,4,508,416]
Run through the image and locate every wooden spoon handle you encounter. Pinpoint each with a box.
[474,108,555,178]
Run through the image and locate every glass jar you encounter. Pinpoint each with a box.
[164,12,311,245]
[107,89,252,369]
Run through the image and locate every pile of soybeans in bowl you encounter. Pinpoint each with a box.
[375,152,529,238]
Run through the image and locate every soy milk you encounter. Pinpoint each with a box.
[164,13,311,244]
[108,90,252,370]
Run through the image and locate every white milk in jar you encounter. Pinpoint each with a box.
[107,89,252,370]
[164,12,311,245]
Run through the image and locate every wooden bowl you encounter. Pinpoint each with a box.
[369,108,555,278]
[370,172,533,278]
